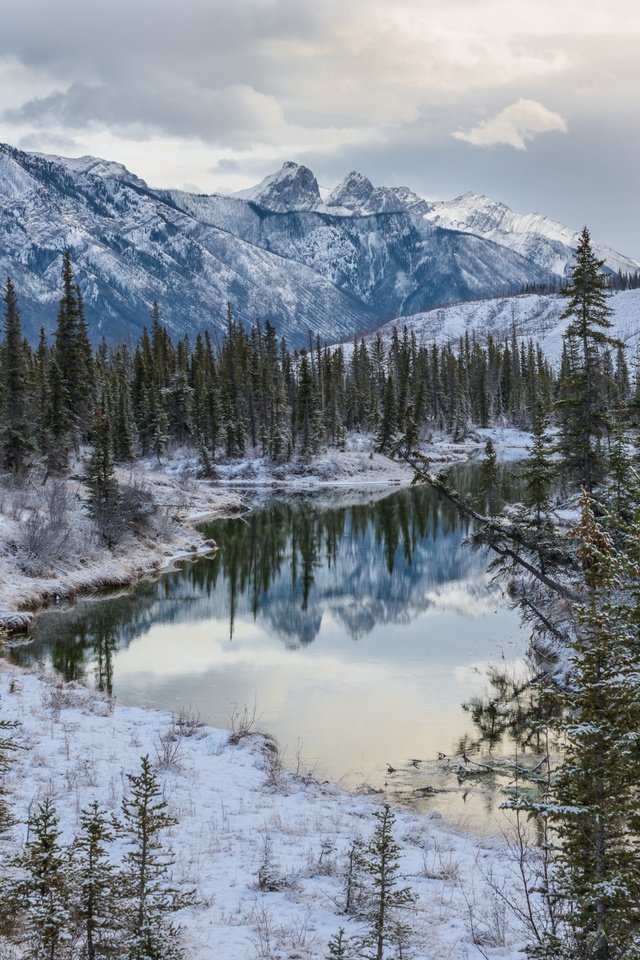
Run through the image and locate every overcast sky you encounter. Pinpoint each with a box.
[1,0,639,257]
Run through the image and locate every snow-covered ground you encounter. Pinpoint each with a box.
[2,661,534,959]
[340,289,640,365]
[0,430,533,633]
[0,464,244,633]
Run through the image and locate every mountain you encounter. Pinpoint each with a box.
[424,192,635,277]
[0,144,636,346]
[338,288,640,365]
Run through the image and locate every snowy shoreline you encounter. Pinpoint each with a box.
[1,659,531,959]
[0,428,531,634]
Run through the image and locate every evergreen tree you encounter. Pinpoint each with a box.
[84,408,121,547]
[53,252,94,447]
[556,228,621,491]
[0,717,19,837]
[479,438,499,506]
[11,799,72,960]
[0,278,32,472]
[360,805,416,960]
[534,494,640,960]
[326,927,353,959]
[121,756,193,960]
[71,802,122,960]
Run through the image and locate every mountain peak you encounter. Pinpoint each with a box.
[325,171,375,211]
[234,162,321,213]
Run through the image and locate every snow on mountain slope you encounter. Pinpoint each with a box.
[0,145,373,344]
[324,170,420,215]
[233,160,322,212]
[36,152,150,189]
[339,288,640,365]
[0,142,637,347]
[425,193,639,277]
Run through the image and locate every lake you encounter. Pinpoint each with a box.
[12,466,537,832]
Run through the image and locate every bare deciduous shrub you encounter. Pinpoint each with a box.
[153,725,185,772]
[227,700,258,745]
[173,707,203,738]
[262,738,287,791]
[17,480,76,576]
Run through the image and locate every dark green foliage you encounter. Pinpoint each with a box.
[555,228,621,491]
[71,802,122,960]
[11,798,72,960]
[120,756,194,960]
[84,409,121,547]
[480,438,499,495]
[536,495,640,960]
[0,278,32,472]
[53,252,94,447]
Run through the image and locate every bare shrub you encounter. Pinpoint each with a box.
[262,738,287,791]
[16,479,77,576]
[117,480,157,534]
[173,707,203,738]
[227,700,258,745]
[153,725,185,772]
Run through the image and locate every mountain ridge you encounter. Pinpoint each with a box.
[0,143,636,346]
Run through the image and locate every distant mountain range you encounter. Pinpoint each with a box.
[0,143,637,346]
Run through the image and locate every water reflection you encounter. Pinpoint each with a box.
[12,467,532,831]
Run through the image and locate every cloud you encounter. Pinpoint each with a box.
[453,99,568,150]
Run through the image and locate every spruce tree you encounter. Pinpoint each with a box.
[555,228,621,491]
[361,804,416,960]
[12,798,72,960]
[84,408,121,547]
[121,756,194,960]
[0,717,19,837]
[71,802,122,960]
[0,278,32,472]
[536,494,640,960]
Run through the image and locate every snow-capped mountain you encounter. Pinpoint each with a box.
[424,192,635,277]
[0,144,636,346]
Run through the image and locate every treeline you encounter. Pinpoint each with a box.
[1,251,638,492]
[0,252,563,476]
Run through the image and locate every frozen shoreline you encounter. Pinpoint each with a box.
[1,660,532,959]
[0,427,532,633]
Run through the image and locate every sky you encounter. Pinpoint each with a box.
[1,0,639,258]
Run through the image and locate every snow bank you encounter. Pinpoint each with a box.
[1,662,531,959]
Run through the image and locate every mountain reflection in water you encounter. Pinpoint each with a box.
[13,467,532,832]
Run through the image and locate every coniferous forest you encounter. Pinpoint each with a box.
[1,229,640,960]
[1,249,638,490]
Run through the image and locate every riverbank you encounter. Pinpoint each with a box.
[1,659,532,959]
[0,466,245,633]
[0,427,532,633]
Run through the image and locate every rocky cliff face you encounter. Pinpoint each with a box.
[0,145,636,345]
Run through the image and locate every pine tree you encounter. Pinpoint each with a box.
[556,228,621,491]
[71,801,122,960]
[84,408,121,547]
[523,407,555,523]
[536,494,640,960]
[480,438,500,508]
[53,252,94,448]
[0,717,19,837]
[326,927,353,959]
[12,798,72,960]
[0,278,32,472]
[121,756,194,960]
[361,805,416,960]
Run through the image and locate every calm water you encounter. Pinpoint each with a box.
[13,467,535,832]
